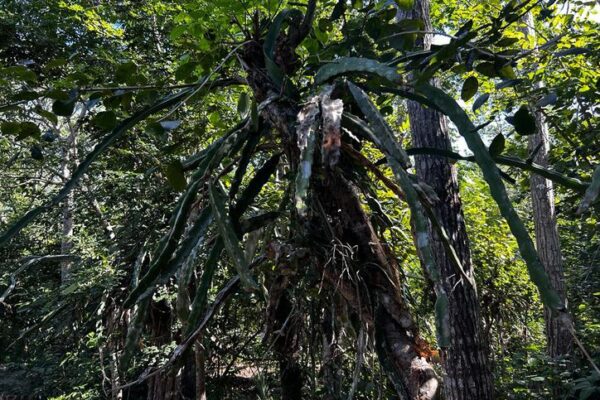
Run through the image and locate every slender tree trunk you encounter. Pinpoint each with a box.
[195,340,207,400]
[521,12,572,359]
[397,1,494,399]
[60,124,77,283]
[321,304,341,400]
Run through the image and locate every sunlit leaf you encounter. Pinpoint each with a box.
[315,57,402,85]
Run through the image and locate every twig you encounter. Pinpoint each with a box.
[569,325,600,375]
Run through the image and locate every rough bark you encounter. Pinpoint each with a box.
[521,12,572,359]
[528,114,572,357]
[315,174,439,400]
[398,1,494,399]
[519,14,572,358]
[240,8,439,397]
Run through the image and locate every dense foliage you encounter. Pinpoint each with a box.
[0,0,598,399]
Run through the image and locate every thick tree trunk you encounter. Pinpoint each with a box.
[521,12,572,359]
[240,11,438,397]
[315,174,439,400]
[398,1,494,399]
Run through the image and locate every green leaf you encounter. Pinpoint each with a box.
[106,127,242,308]
[315,57,402,85]
[208,183,258,291]
[230,131,261,200]
[461,76,478,101]
[472,93,489,112]
[1,121,21,136]
[264,9,303,60]
[34,106,59,125]
[495,37,520,47]
[498,65,516,80]
[577,165,600,214]
[18,122,41,140]
[12,90,40,101]
[92,111,117,131]
[513,106,537,135]
[165,160,187,192]
[46,89,71,101]
[60,283,78,295]
[475,62,496,78]
[186,238,224,336]
[232,153,281,224]
[46,58,68,69]
[52,97,77,117]
[145,121,165,136]
[3,66,37,82]
[264,57,298,98]
[489,133,505,157]
[348,82,454,348]
[579,387,599,400]
[115,61,137,83]
[30,144,43,160]
[175,61,199,81]
[394,0,414,10]
[121,297,150,370]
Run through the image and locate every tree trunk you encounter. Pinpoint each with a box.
[398,1,494,399]
[315,174,439,400]
[521,12,572,359]
[265,268,304,400]
[60,125,77,283]
[529,113,572,357]
[240,11,439,397]
[321,304,341,400]
[194,340,207,400]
